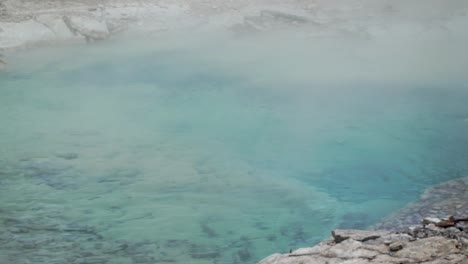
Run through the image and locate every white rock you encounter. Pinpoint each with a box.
[63,15,109,41]
[422,217,442,225]
[35,14,75,40]
[0,20,55,50]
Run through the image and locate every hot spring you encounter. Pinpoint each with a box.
[1,32,468,263]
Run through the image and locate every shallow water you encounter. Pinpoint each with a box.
[1,33,468,263]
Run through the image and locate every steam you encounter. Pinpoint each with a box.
[7,0,468,93]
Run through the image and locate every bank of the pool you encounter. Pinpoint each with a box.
[1,0,468,53]
[258,177,468,264]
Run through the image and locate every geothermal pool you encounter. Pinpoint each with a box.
[1,34,468,263]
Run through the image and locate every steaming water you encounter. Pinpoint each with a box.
[1,33,468,263]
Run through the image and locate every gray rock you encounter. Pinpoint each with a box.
[374,177,468,231]
[332,229,388,243]
[388,241,404,252]
[394,236,461,262]
[321,239,379,259]
[258,225,467,264]
[259,10,309,24]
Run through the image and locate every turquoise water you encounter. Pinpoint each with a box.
[1,34,468,263]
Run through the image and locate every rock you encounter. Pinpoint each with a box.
[259,10,309,25]
[56,153,79,160]
[376,233,413,244]
[259,224,468,264]
[423,217,442,225]
[234,9,312,33]
[388,241,404,251]
[63,15,109,42]
[0,20,55,50]
[372,254,413,263]
[35,15,75,41]
[424,224,442,232]
[374,177,468,231]
[331,229,387,243]
[455,220,468,231]
[407,225,424,237]
[289,248,319,256]
[394,236,461,262]
[257,254,281,264]
[322,239,379,259]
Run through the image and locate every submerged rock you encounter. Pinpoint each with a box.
[56,152,79,160]
[374,177,468,230]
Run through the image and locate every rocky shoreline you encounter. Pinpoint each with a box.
[1,0,468,53]
[259,219,468,264]
[259,177,468,264]
[374,177,468,231]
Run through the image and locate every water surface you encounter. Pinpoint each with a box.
[1,33,468,263]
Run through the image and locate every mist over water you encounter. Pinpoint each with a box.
[1,29,468,263]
